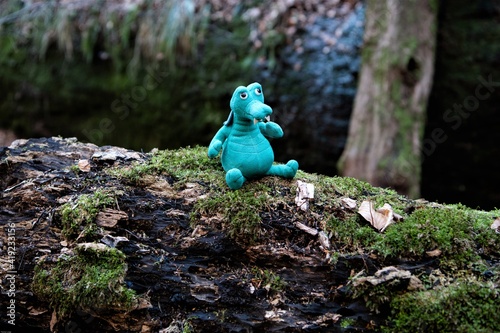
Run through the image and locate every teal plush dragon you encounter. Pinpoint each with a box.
[208,82,298,189]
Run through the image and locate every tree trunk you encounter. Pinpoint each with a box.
[338,0,438,198]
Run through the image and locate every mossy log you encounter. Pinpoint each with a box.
[339,0,438,198]
[1,137,499,332]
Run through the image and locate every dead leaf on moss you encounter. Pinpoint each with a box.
[393,212,403,221]
[491,218,500,233]
[341,197,356,209]
[358,201,394,232]
[426,249,442,257]
[295,180,314,211]
[318,231,330,250]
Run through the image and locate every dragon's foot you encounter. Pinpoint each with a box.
[284,159,299,178]
[226,168,246,190]
[266,160,299,179]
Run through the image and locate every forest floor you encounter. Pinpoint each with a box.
[1,137,499,332]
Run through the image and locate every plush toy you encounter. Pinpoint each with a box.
[208,82,298,189]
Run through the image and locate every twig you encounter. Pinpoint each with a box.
[4,179,30,192]
[294,221,318,236]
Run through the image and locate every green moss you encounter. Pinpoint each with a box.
[251,267,286,293]
[340,317,356,329]
[353,280,401,314]
[386,278,499,332]
[68,163,80,175]
[193,183,271,243]
[32,244,137,317]
[59,190,115,240]
[312,175,499,270]
[372,205,500,267]
[182,320,194,333]
[327,214,378,251]
[109,146,223,186]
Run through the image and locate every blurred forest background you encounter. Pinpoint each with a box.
[0,0,499,209]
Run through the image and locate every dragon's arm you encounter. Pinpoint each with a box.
[258,121,283,139]
[208,126,231,158]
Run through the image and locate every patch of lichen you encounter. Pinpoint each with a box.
[32,244,138,318]
[59,190,115,240]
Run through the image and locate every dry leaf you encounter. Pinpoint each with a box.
[295,180,314,211]
[358,201,394,232]
[426,249,442,257]
[315,312,341,325]
[77,159,91,172]
[135,297,152,310]
[341,197,356,209]
[191,225,209,237]
[28,306,48,316]
[50,310,58,332]
[393,212,404,221]
[491,218,500,233]
[179,182,206,204]
[318,231,330,250]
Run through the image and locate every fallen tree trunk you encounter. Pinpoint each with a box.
[1,137,498,332]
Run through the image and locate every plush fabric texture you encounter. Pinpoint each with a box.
[208,82,298,189]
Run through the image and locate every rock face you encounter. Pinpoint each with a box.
[1,137,499,332]
[267,3,365,176]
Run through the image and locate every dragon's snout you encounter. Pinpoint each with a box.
[247,100,272,121]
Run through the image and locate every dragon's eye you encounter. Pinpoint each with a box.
[255,88,262,95]
[240,92,248,99]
